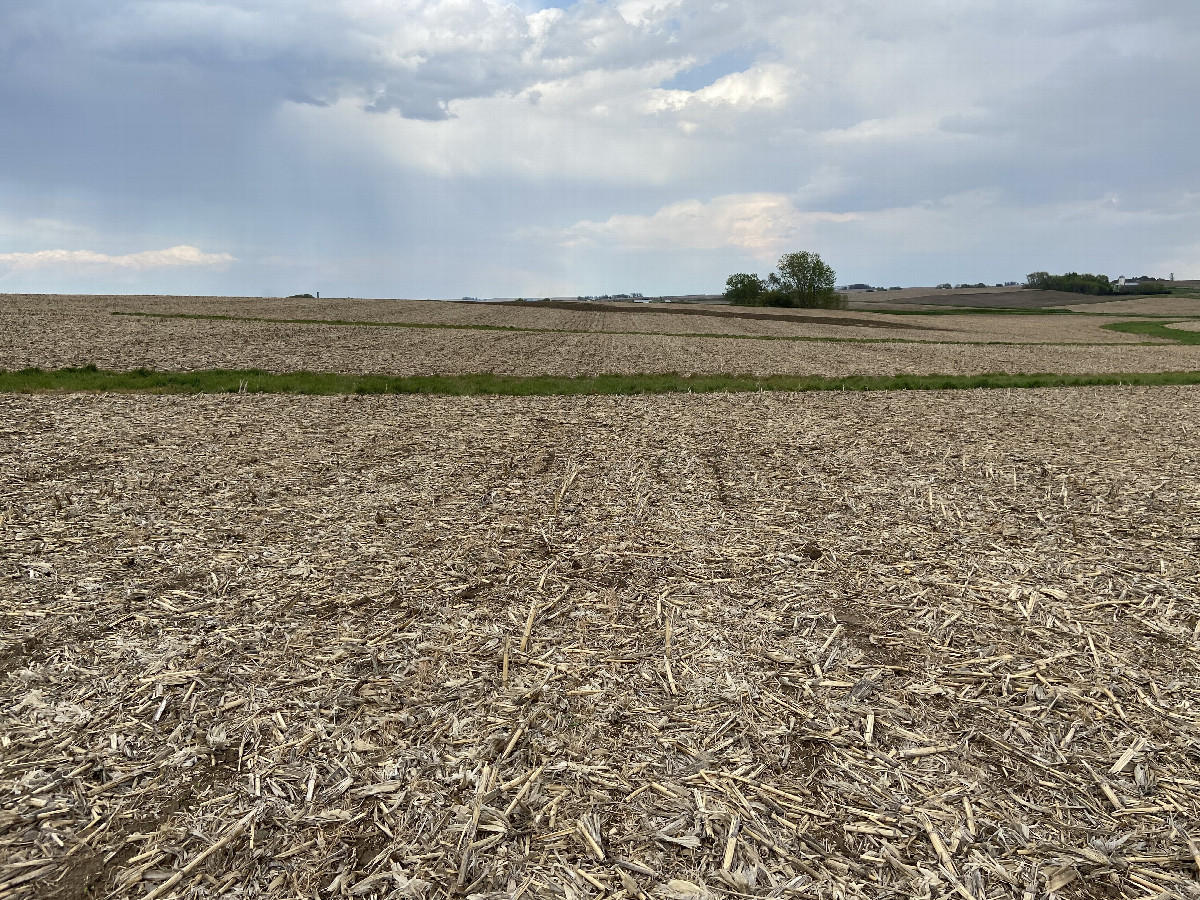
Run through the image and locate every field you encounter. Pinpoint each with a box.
[2,294,1200,379]
[2,295,1200,900]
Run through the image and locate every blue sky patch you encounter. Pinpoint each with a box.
[662,49,759,92]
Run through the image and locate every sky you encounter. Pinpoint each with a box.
[1,0,1198,298]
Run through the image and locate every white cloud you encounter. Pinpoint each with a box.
[819,115,944,145]
[544,193,858,258]
[692,63,792,107]
[0,246,236,272]
[535,188,1200,287]
[649,63,795,113]
[616,0,681,28]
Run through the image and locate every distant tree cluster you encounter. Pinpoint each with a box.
[1118,277,1173,294]
[1025,272,1172,296]
[1122,281,1173,295]
[576,293,644,301]
[724,252,846,309]
[1025,272,1115,295]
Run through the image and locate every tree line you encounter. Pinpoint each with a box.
[1025,272,1172,295]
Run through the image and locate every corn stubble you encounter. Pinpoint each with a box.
[2,387,1198,899]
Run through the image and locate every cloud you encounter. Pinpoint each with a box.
[0,0,693,123]
[545,193,858,258]
[649,63,795,113]
[0,214,95,246]
[0,246,236,272]
[0,0,1197,295]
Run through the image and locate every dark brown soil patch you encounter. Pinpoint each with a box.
[853,289,1126,309]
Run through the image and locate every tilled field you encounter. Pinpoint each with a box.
[1059,297,1200,317]
[2,388,1198,899]
[1,309,1198,379]
[0,294,1186,355]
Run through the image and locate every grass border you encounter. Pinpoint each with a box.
[1102,321,1200,345]
[4,365,1200,397]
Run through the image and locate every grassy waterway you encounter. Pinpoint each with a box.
[4,365,1200,396]
[1102,321,1200,344]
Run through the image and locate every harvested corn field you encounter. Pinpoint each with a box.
[2,291,1197,351]
[2,387,1199,899]
[2,296,1199,378]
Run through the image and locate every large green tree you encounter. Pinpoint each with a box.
[776,251,838,307]
[723,273,767,304]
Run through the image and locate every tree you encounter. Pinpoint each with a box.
[723,273,767,304]
[776,251,839,308]
[723,252,846,309]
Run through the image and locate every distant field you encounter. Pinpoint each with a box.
[848,283,1200,312]
[3,294,1199,380]
[847,287,1114,309]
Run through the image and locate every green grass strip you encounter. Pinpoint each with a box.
[1102,321,1200,344]
[4,365,1200,397]
[110,310,1181,347]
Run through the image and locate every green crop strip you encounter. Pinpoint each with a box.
[1102,321,1200,344]
[4,365,1200,397]
[110,310,1176,347]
